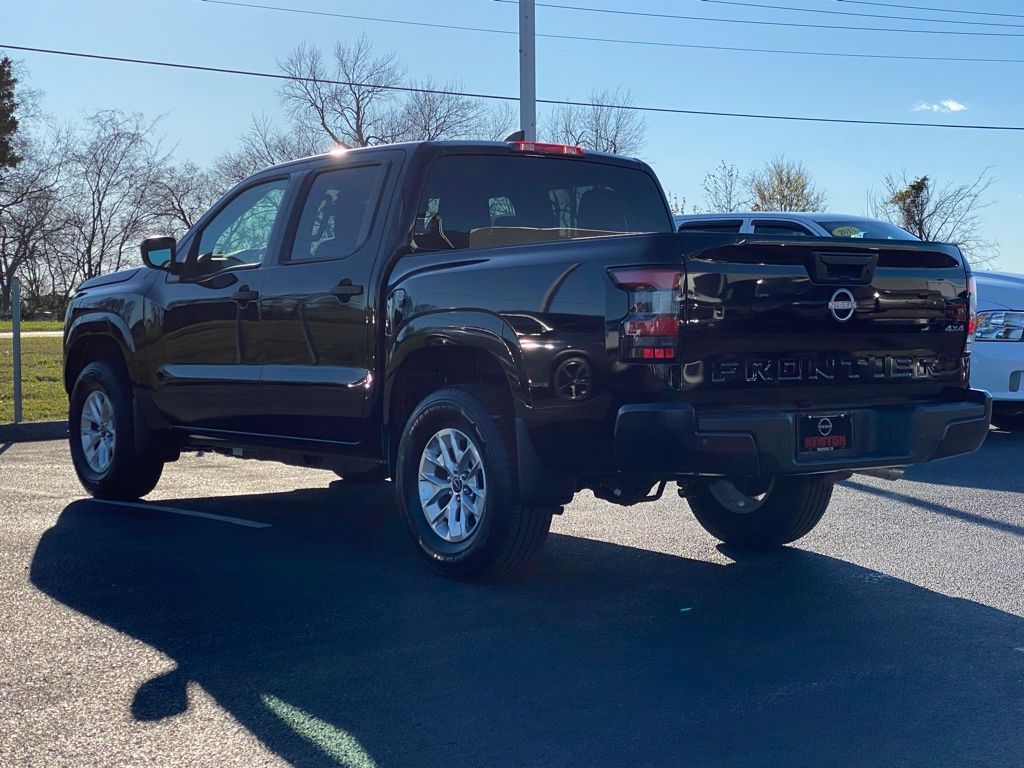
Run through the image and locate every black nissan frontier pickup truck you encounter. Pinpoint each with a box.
[63,140,991,578]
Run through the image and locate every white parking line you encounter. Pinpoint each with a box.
[95,499,272,528]
[0,330,64,338]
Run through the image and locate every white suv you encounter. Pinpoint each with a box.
[673,212,919,240]
[972,271,1024,431]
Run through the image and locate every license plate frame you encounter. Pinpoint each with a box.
[798,413,852,455]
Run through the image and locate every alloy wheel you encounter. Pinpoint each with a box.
[80,389,116,474]
[417,427,487,543]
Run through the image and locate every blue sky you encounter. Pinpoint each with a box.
[7,0,1024,270]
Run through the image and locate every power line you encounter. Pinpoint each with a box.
[491,0,1024,36]
[197,0,1024,64]
[4,43,1024,132]
[837,0,1024,20]
[702,0,1024,28]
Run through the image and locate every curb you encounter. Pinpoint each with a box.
[0,421,69,443]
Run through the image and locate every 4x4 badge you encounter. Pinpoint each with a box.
[828,288,856,323]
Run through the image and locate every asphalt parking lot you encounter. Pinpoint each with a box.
[1,432,1023,767]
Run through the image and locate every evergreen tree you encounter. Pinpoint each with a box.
[0,56,22,170]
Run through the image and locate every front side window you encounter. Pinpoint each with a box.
[194,178,289,276]
[289,165,386,262]
[413,155,672,252]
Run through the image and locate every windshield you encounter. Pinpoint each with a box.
[814,219,919,241]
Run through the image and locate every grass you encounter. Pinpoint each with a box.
[0,319,64,333]
[0,335,66,423]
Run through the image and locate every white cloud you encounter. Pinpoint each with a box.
[913,99,968,113]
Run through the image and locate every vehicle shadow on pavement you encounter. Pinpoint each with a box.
[905,428,1024,494]
[31,482,1024,768]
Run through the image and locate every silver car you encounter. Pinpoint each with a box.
[673,212,918,240]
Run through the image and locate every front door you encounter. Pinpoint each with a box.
[147,176,292,433]
[255,154,399,444]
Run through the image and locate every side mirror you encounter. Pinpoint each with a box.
[141,236,178,271]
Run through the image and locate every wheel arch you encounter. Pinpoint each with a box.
[384,312,573,506]
[63,315,137,394]
[384,312,528,436]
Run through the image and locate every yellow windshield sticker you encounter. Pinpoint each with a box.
[832,226,861,237]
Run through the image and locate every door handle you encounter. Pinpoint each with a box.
[231,286,259,304]
[330,279,364,302]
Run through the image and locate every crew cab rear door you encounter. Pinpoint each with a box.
[678,233,971,408]
[253,151,402,443]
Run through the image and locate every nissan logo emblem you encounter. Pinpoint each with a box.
[828,288,856,322]
[817,417,834,437]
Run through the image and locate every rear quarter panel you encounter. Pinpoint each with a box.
[386,234,683,470]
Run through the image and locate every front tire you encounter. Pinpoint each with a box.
[69,360,164,500]
[687,476,833,548]
[395,387,555,579]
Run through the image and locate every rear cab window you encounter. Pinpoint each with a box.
[412,154,672,252]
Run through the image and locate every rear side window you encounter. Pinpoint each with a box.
[289,165,386,262]
[752,220,813,237]
[413,154,672,251]
[679,220,744,233]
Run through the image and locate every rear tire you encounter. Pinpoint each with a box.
[69,360,164,500]
[396,387,555,579]
[687,475,833,548]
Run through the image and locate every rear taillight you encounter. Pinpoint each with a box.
[967,274,978,341]
[962,274,978,354]
[610,268,683,362]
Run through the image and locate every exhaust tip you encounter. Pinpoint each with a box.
[856,468,906,482]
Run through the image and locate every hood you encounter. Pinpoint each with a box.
[974,270,1024,311]
[78,268,144,291]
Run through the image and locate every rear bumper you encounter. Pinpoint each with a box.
[614,389,991,478]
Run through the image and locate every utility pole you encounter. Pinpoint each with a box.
[519,0,537,141]
[11,276,22,424]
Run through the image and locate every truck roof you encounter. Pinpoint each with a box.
[674,212,873,222]
[260,140,643,175]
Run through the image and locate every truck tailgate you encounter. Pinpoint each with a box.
[678,233,971,407]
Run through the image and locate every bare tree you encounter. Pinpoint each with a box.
[56,110,167,289]
[872,170,998,265]
[213,114,326,187]
[397,78,491,141]
[481,101,517,141]
[0,59,65,316]
[700,161,749,212]
[276,36,511,149]
[0,137,66,315]
[279,36,407,147]
[545,87,646,155]
[149,160,223,238]
[747,155,827,212]
[664,191,688,215]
